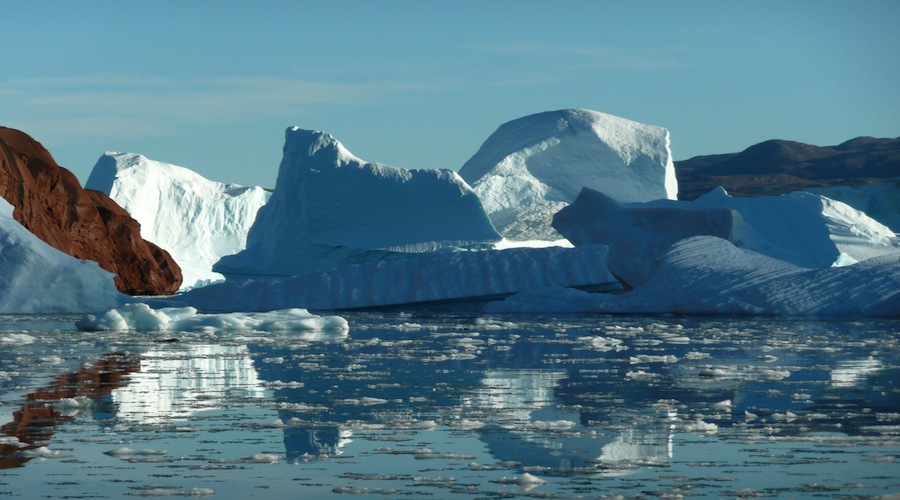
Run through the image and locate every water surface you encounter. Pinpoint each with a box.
[0,312,897,498]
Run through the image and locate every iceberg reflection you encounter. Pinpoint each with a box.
[112,344,265,423]
[830,358,884,387]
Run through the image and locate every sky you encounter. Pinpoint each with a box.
[3,0,898,188]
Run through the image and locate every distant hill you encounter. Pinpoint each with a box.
[675,136,900,200]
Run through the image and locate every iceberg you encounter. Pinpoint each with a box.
[805,178,900,233]
[172,244,619,312]
[86,152,271,289]
[215,127,501,279]
[553,186,900,288]
[76,303,349,332]
[486,236,900,317]
[0,198,126,313]
[458,109,677,240]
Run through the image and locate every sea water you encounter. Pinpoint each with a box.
[0,312,897,498]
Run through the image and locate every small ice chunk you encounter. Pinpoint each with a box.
[76,304,348,333]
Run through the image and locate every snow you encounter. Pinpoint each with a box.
[75,303,349,332]
[215,127,500,279]
[0,198,126,313]
[486,236,900,316]
[553,186,900,288]
[458,109,677,240]
[805,178,900,233]
[85,152,272,289]
[171,244,619,312]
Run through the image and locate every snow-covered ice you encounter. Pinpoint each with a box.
[0,198,125,313]
[805,178,900,233]
[75,303,349,332]
[486,236,900,316]
[174,244,619,312]
[86,152,271,289]
[458,109,677,240]
[553,186,900,287]
[215,127,500,279]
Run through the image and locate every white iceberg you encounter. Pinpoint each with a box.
[85,152,271,289]
[0,198,125,313]
[76,303,349,332]
[805,178,900,233]
[174,244,618,312]
[486,236,900,317]
[215,127,501,279]
[553,186,900,287]
[458,109,677,240]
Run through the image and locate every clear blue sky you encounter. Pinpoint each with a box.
[3,0,898,188]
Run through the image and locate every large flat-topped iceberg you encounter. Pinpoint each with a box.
[458,109,677,240]
[0,198,125,313]
[553,187,900,288]
[86,152,271,289]
[486,236,900,317]
[215,127,501,279]
[175,245,618,312]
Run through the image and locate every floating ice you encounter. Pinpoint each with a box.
[459,109,677,240]
[0,333,36,345]
[215,126,500,279]
[553,186,900,287]
[176,244,619,311]
[75,303,349,332]
[86,152,271,290]
[806,178,900,232]
[487,236,900,317]
[240,453,280,464]
[492,472,547,488]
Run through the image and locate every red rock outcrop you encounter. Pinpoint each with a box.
[0,126,182,295]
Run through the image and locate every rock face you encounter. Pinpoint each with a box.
[0,127,182,295]
[86,152,272,290]
[458,109,678,240]
[675,136,900,200]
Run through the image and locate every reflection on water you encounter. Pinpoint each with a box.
[0,352,139,468]
[831,357,884,387]
[0,314,897,497]
[112,345,264,423]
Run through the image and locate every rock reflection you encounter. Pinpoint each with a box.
[0,352,139,468]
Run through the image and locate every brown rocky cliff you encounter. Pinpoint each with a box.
[0,126,182,295]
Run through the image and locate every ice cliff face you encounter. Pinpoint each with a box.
[0,198,125,313]
[86,153,271,289]
[0,127,182,295]
[215,127,501,279]
[458,109,678,240]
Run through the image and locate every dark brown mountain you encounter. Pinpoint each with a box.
[675,136,900,200]
[0,126,182,295]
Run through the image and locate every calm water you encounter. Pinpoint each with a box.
[0,312,897,498]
